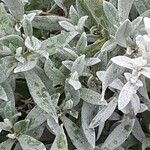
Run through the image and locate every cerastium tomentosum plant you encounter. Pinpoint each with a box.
[0,0,150,150]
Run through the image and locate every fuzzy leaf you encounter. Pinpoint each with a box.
[76,32,87,54]
[14,120,30,136]
[101,63,125,101]
[104,1,119,26]
[50,125,68,150]
[59,21,76,32]
[3,0,24,20]
[44,59,66,86]
[101,118,135,150]
[24,70,57,121]
[85,58,101,66]
[62,116,93,150]
[2,81,15,114]
[4,101,13,120]
[47,116,59,135]
[0,139,15,150]
[115,19,132,47]
[0,85,8,101]
[131,94,141,115]
[90,97,117,128]
[132,118,146,142]
[71,55,85,76]
[80,88,107,105]
[69,5,79,24]
[14,58,38,73]
[26,106,47,131]
[22,14,34,37]
[33,16,67,31]
[18,135,46,150]
[0,34,24,48]
[118,82,136,110]
[134,0,147,14]
[81,102,97,148]
[111,56,133,69]
[118,0,134,22]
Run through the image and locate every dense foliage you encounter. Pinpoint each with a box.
[0,0,150,149]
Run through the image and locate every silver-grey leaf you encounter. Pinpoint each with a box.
[3,0,24,20]
[18,135,46,150]
[81,102,97,148]
[50,125,68,150]
[80,88,107,105]
[24,70,57,122]
[89,97,117,128]
[101,118,135,150]
[115,19,132,47]
[62,116,93,150]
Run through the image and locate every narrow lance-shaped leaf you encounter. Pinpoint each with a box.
[77,16,88,31]
[4,101,13,120]
[89,97,117,128]
[14,57,38,73]
[65,82,80,106]
[85,57,101,66]
[71,55,85,76]
[50,125,68,150]
[76,32,87,54]
[81,102,97,148]
[24,70,57,122]
[22,14,34,37]
[115,19,132,47]
[69,5,79,24]
[103,1,119,26]
[132,118,146,142]
[32,15,67,31]
[2,81,15,115]
[59,20,76,32]
[33,66,55,95]
[62,116,93,150]
[131,94,141,115]
[47,116,60,135]
[101,118,135,150]
[0,3,14,38]
[96,122,105,140]
[118,82,136,110]
[118,0,134,22]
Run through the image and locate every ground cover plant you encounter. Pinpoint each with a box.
[0,0,150,149]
